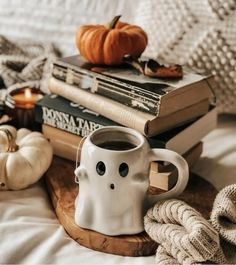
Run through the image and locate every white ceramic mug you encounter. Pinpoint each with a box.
[74,126,189,236]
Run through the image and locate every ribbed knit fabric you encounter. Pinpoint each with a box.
[0,35,60,94]
[144,199,227,264]
[211,184,236,246]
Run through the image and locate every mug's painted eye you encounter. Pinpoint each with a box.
[119,163,129,177]
[96,161,106,175]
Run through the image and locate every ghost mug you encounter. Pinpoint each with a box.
[74,126,189,236]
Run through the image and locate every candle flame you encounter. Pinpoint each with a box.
[24,88,32,99]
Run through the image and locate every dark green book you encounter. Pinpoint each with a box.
[35,94,117,138]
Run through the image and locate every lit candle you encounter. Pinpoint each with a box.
[5,87,44,129]
[12,88,43,109]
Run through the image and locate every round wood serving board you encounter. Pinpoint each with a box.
[45,156,217,257]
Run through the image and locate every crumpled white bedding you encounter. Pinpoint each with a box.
[192,114,236,190]
[0,114,235,264]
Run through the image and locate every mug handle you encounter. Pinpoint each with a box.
[148,148,189,206]
[75,136,87,184]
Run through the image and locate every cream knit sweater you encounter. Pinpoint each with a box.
[144,184,236,264]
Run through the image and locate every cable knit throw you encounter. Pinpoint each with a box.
[145,184,236,264]
[144,200,227,264]
[135,0,236,114]
[211,184,236,247]
[0,35,60,94]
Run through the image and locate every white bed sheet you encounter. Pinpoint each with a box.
[192,114,236,189]
[0,115,235,265]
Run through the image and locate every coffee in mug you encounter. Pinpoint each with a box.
[97,141,136,151]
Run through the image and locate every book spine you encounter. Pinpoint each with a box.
[35,102,105,138]
[49,77,153,135]
[52,64,160,115]
[50,139,80,162]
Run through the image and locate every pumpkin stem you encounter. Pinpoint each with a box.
[0,128,18,152]
[9,143,18,152]
[108,15,121,30]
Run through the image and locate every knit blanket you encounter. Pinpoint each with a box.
[145,184,236,264]
[0,35,60,93]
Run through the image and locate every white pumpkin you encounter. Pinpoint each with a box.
[0,125,53,190]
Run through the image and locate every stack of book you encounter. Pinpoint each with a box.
[35,55,217,190]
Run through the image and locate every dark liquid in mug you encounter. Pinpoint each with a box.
[98,141,136,151]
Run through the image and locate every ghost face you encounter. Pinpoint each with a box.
[74,127,151,236]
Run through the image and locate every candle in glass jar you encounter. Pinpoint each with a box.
[12,88,43,109]
[5,87,44,130]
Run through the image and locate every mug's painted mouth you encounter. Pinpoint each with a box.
[110,183,115,190]
[0,182,5,188]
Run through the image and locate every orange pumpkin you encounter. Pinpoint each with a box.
[76,15,148,65]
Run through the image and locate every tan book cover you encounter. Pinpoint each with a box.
[43,125,83,162]
[157,106,217,154]
[49,77,210,136]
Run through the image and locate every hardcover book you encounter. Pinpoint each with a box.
[35,94,117,138]
[49,77,211,137]
[52,55,214,116]
[35,94,217,155]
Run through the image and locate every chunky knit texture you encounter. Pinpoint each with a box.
[211,184,236,246]
[144,199,227,264]
[0,35,60,94]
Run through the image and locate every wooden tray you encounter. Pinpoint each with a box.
[45,156,217,257]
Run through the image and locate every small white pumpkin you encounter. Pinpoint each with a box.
[0,125,53,190]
